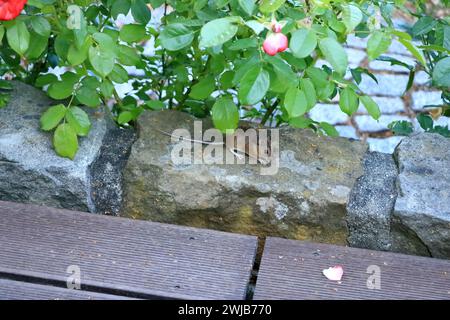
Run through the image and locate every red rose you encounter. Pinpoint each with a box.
[0,0,27,21]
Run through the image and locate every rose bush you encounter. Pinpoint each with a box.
[0,0,439,159]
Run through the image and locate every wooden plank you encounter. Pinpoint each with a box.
[254,237,450,300]
[0,201,257,300]
[0,279,135,300]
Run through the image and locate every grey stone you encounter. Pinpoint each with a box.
[346,34,368,49]
[357,96,405,114]
[345,48,367,68]
[367,136,404,154]
[335,125,359,140]
[412,91,444,111]
[392,133,450,258]
[358,74,409,97]
[308,104,349,125]
[355,115,410,133]
[0,82,135,214]
[121,110,368,244]
[387,40,413,56]
[369,54,416,73]
[414,70,431,86]
[347,152,398,250]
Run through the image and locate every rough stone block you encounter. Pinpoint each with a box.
[393,133,450,258]
[0,82,135,214]
[121,110,368,244]
[347,152,398,250]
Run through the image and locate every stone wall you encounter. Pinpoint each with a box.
[1,83,449,259]
[0,82,135,215]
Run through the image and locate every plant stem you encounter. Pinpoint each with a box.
[261,99,279,126]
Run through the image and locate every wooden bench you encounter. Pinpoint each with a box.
[254,237,450,300]
[1,201,450,300]
[0,201,257,300]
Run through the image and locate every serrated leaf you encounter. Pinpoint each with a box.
[367,31,392,61]
[40,104,67,131]
[211,96,239,133]
[53,123,79,160]
[6,21,30,56]
[342,4,363,33]
[89,45,115,78]
[319,37,348,75]
[339,88,359,116]
[360,95,380,120]
[66,106,91,136]
[290,28,317,58]
[259,0,285,13]
[284,88,307,118]
[160,24,194,51]
[238,66,270,105]
[199,17,241,48]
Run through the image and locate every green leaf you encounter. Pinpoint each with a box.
[117,45,141,66]
[0,80,13,90]
[25,33,48,60]
[245,20,265,35]
[299,78,316,110]
[199,17,242,48]
[67,39,91,66]
[417,113,434,131]
[117,111,135,124]
[432,57,450,88]
[109,64,129,84]
[40,104,67,131]
[259,0,285,13]
[66,107,91,136]
[388,120,413,136]
[145,100,165,110]
[320,122,339,137]
[211,96,239,133]
[289,28,317,59]
[89,45,115,78]
[47,81,76,100]
[131,0,151,25]
[53,123,79,160]
[284,88,307,118]
[360,95,381,120]
[367,31,392,61]
[238,0,255,15]
[30,16,51,37]
[342,4,363,33]
[339,88,359,116]
[160,24,194,51]
[238,66,270,105]
[76,86,101,107]
[398,38,426,67]
[0,26,4,43]
[189,76,216,100]
[35,74,58,87]
[264,55,298,89]
[411,16,437,37]
[111,0,131,19]
[6,21,30,56]
[119,24,147,43]
[319,37,348,75]
[289,116,314,129]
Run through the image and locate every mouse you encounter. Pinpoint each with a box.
[154,127,272,165]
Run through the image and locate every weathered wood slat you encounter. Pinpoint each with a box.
[254,237,450,300]
[0,279,134,300]
[0,201,257,300]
